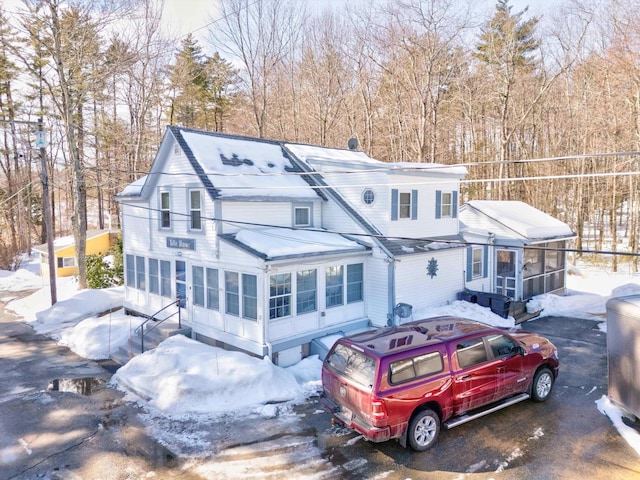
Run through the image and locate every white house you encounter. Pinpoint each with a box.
[116,126,469,366]
[459,200,576,304]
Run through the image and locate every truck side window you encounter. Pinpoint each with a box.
[457,338,488,368]
[389,351,443,385]
[487,334,517,358]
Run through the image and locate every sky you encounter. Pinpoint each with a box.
[1,255,640,476]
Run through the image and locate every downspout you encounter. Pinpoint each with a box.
[387,256,396,326]
[263,264,272,360]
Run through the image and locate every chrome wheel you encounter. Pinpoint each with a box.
[532,368,554,402]
[408,409,440,451]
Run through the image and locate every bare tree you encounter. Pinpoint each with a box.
[211,0,305,138]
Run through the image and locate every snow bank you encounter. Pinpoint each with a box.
[596,396,640,456]
[111,335,304,416]
[11,286,124,337]
[59,309,144,360]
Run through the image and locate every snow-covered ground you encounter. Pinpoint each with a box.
[2,257,640,463]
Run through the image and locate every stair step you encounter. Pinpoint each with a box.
[109,324,192,366]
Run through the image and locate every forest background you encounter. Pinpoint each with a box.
[0,0,639,288]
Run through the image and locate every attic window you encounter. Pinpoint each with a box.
[362,189,375,205]
[174,143,181,155]
[293,204,312,227]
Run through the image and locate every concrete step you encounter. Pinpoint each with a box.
[109,320,192,366]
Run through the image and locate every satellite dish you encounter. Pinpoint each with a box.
[347,137,358,151]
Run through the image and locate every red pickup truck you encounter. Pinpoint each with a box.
[320,316,559,451]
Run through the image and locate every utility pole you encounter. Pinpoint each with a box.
[36,118,57,305]
[0,118,57,305]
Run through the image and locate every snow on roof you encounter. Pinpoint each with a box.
[285,143,380,166]
[286,143,467,177]
[117,175,147,197]
[181,131,317,199]
[234,228,366,259]
[465,201,574,240]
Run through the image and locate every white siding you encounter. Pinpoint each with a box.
[394,249,466,316]
[366,254,390,327]
[322,170,461,239]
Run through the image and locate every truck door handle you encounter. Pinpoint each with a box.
[459,375,472,380]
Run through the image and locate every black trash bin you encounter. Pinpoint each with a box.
[458,289,511,319]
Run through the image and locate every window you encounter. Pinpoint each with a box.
[399,192,411,218]
[242,274,258,320]
[136,256,146,290]
[293,204,311,227]
[190,190,202,231]
[296,270,317,314]
[125,254,135,286]
[193,266,205,307]
[149,259,159,294]
[326,266,344,308]
[346,263,363,303]
[362,189,375,205]
[160,191,171,229]
[160,260,171,298]
[391,189,418,220]
[389,352,444,385]
[57,257,75,268]
[270,273,292,319]
[206,268,219,310]
[441,192,452,217]
[457,337,488,368]
[325,343,377,388]
[225,271,240,316]
[487,334,517,358]
[472,247,483,278]
[435,190,458,219]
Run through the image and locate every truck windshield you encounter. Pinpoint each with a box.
[326,343,377,389]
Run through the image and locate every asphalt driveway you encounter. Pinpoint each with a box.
[2,291,639,479]
[307,315,640,479]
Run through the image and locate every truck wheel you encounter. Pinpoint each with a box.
[407,409,440,451]
[532,367,554,402]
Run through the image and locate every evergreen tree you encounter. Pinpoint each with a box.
[168,35,236,131]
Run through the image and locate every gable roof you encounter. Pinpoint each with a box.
[117,127,326,202]
[459,201,575,243]
[33,230,111,255]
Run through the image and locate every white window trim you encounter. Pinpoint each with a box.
[159,190,171,230]
[293,203,312,227]
[189,189,203,231]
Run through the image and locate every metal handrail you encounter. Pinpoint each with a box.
[135,299,183,353]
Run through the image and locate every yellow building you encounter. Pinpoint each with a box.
[34,230,113,277]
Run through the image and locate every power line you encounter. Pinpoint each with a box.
[118,203,640,259]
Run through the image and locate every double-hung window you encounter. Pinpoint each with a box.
[270,273,292,319]
[206,268,219,310]
[160,191,171,229]
[135,256,146,290]
[326,266,344,308]
[346,263,364,303]
[190,190,202,231]
[435,190,458,219]
[125,254,135,286]
[242,274,258,320]
[391,189,418,220]
[192,266,205,307]
[225,272,240,316]
[149,259,159,294]
[296,270,317,314]
[472,247,483,278]
[160,260,171,298]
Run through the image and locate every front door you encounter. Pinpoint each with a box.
[495,249,517,298]
[176,260,186,308]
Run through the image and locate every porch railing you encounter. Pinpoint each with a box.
[134,299,182,353]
